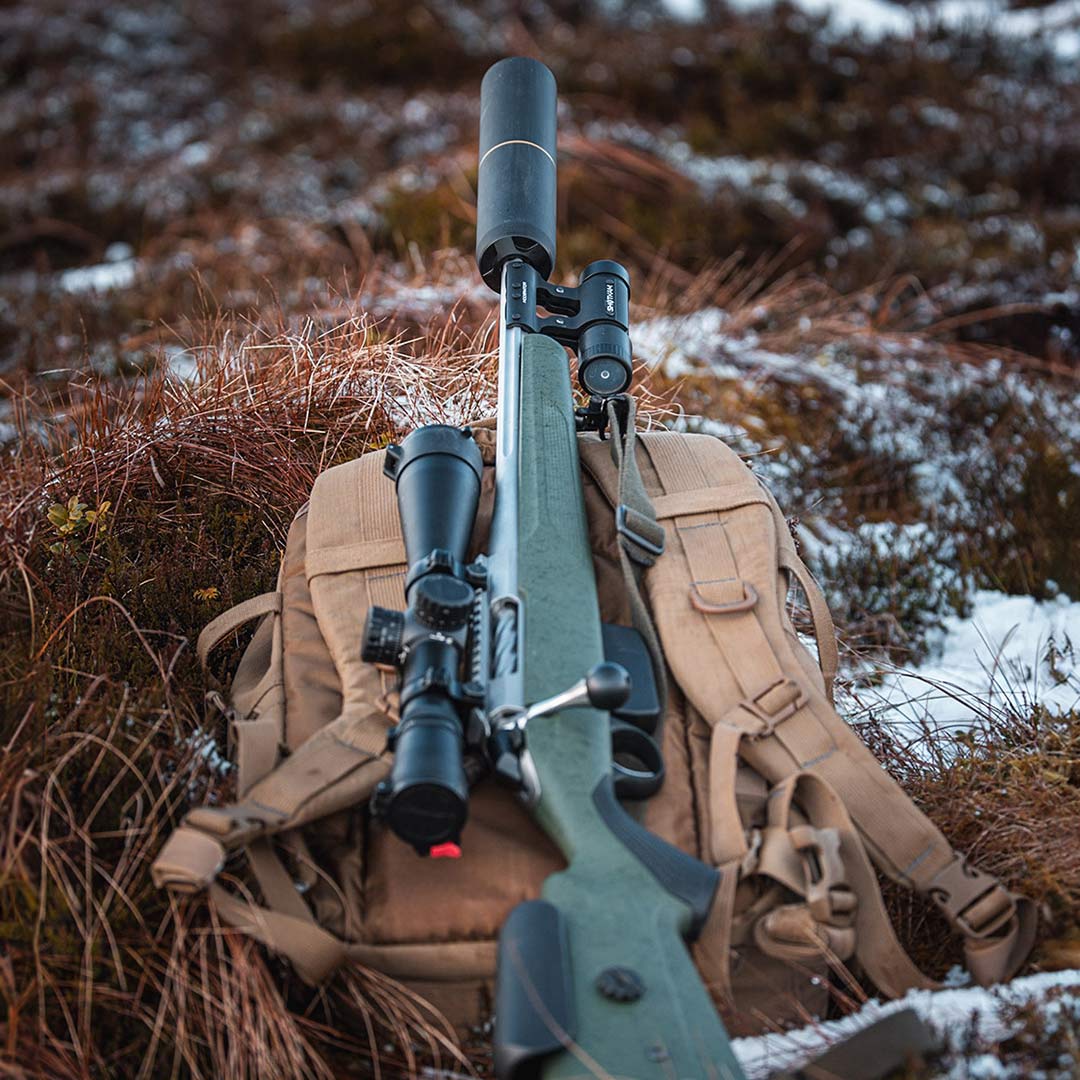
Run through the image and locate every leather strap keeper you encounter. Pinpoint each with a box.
[151,826,226,894]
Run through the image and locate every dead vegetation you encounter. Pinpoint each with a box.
[0,316,504,1078]
[2,280,1078,1076]
[3,0,1080,1075]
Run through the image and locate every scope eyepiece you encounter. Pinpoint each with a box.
[377,699,469,854]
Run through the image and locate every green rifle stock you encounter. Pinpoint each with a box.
[490,333,745,1079]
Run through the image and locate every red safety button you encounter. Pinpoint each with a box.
[429,842,462,859]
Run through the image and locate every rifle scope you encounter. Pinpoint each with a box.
[363,426,484,853]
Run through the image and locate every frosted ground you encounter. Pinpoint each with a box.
[3,0,1079,1074]
[734,970,1080,1077]
[38,258,1080,1075]
[637,301,1080,726]
[666,0,1080,59]
[629,296,1080,1074]
[138,267,1079,1074]
[54,229,1080,1076]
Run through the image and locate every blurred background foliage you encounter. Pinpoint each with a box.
[1,1,1079,1077]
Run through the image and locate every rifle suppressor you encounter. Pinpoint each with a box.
[476,57,557,290]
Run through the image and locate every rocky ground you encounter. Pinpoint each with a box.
[1,1,1079,1077]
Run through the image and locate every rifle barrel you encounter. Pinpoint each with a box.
[485,260,525,721]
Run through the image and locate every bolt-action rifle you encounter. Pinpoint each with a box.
[361,57,747,1079]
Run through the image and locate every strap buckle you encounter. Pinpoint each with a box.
[790,824,857,927]
[616,504,665,563]
[926,857,1016,940]
[741,678,806,737]
[185,805,283,849]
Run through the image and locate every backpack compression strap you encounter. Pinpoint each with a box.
[154,454,403,983]
[579,422,1036,996]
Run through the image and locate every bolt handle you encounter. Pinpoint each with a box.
[521,661,632,724]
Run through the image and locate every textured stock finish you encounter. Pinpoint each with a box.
[509,334,745,1079]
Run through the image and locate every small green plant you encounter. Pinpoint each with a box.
[46,495,111,554]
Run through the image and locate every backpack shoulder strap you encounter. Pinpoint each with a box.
[758,482,839,702]
[581,425,1035,992]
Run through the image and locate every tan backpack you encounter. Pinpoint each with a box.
[153,421,1035,1037]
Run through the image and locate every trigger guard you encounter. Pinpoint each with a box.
[611,722,664,800]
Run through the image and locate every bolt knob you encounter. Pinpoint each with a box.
[361,606,405,666]
[414,575,474,631]
[585,661,632,711]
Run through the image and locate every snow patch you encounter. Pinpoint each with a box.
[60,255,139,294]
[165,346,199,382]
[733,969,1080,1078]
[720,0,1080,58]
[186,730,231,777]
[856,590,1080,750]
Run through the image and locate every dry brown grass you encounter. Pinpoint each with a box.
[842,654,1080,982]
[0,310,511,1079]
[3,1,1078,1072]
[4,270,1076,1074]
[0,275,691,1075]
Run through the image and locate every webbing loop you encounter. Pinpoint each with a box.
[690,580,758,614]
[740,678,806,737]
[616,503,665,562]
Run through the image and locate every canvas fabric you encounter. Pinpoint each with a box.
[152,421,1035,1035]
